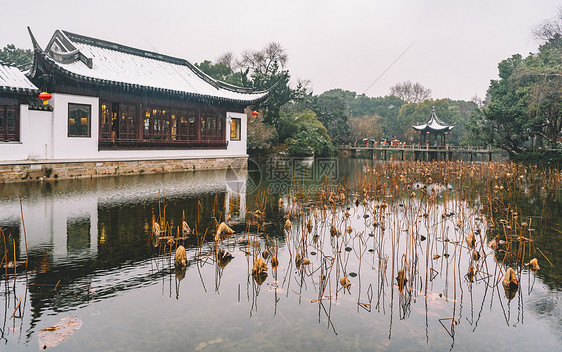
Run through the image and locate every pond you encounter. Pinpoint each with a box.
[0,157,561,351]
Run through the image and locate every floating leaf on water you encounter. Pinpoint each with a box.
[420,235,426,241]
[38,316,82,350]
[349,272,357,278]
[503,267,518,290]
[363,214,369,219]
[340,276,351,288]
[302,258,311,265]
[252,258,267,275]
[368,232,374,237]
[433,254,441,260]
[215,222,234,242]
[174,245,187,267]
[345,247,352,252]
[271,256,279,269]
[443,253,450,258]
[368,249,374,253]
[529,258,540,271]
[310,251,317,256]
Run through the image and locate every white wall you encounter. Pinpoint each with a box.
[0,94,249,163]
[0,105,52,161]
[51,93,100,160]
[226,111,247,156]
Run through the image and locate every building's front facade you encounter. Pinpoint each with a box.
[0,29,266,182]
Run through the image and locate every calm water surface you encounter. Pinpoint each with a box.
[0,158,561,351]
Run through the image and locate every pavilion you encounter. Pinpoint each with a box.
[412,107,453,147]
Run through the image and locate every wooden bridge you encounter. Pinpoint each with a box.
[338,145,501,161]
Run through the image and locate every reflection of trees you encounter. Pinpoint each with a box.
[484,183,562,291]
[0,221,21,263]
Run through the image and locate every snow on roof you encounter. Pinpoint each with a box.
[41,30,266,104]
[0,61,38,92]
[412,107,453,132]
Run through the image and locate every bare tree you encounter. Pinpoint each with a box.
[532,7,562,49]
[216,52,236,72]
[237,42,287,76]
[349,115,383,142]
[389,81,431,103]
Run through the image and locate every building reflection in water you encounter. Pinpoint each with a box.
[0,168,247,318]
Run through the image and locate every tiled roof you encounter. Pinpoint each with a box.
[38,30,267,105]
[0,61,38,93]
[413,107,453,132]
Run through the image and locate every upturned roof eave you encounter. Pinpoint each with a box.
[28,28,268,106]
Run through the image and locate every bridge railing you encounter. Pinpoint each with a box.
[339,144,495,152]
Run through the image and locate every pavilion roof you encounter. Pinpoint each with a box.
[412,107,453,132]
[27,29,267,105]
[0,60,39,94]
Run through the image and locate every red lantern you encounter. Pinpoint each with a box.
[251,111,259,118]
[38,92,52,106]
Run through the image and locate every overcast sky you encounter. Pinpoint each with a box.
[1,0,560,101]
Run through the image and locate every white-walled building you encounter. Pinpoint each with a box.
[0,29,266,182]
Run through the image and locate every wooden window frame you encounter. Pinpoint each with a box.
[98,99,228,150]
[68,103,91,137]
[230,118,241,141]
[0,99,20,142]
